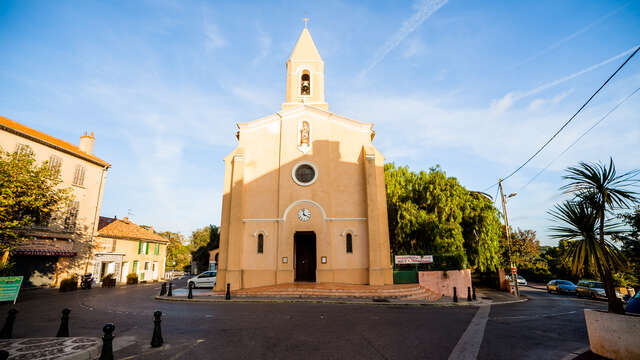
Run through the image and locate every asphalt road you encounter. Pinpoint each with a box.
[1,281,607,359]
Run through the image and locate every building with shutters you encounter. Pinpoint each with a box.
[214,26,393,291]
[0,115,110,287]
[94,216,168,283]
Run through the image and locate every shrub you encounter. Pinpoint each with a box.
[101,273,114,282]
[0,261,15,276]
[126,273,138,285]
[59,276,78,292]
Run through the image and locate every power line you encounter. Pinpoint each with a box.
[518,85,640,192]
[483,45,640,192]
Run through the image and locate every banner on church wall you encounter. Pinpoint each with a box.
[394,255,433,264]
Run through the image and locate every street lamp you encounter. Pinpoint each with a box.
[499,179,520,298]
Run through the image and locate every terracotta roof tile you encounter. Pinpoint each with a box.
[97,216,168,243]
[0,115,110,167]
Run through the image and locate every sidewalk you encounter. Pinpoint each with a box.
[156,286,527,306]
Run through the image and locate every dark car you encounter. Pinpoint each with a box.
[576,280,623,300]
[547,280,577,295]
[626,292,640,314]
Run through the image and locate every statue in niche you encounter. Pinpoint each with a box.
[300,121,310,146]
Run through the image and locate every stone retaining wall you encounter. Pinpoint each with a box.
[418,269,472,298]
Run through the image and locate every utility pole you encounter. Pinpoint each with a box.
[499,179,519,298]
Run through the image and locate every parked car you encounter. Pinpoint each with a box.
[546,280,577,295]
[626,291,640,314]
[507,275,528,286]
[576,280,623,300]
[187,271,217,288]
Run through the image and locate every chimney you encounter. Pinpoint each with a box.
[123,217,129,223]
[79,131,95,154]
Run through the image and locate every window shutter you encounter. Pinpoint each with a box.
[154,244,159,255]
[145,242,149,254]
[133,260,138,273]
[138,240,142,254]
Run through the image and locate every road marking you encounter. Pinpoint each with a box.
[491,310,576,321]
[448,305,490,360]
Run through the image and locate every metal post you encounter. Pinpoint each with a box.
[467,287,472,301]
[99,323,115,360]
[0,309,18,339]
[188,282,193,299]
[226,283,231,300]
[0,350,8,360]
[499,179,520,298]
[167,282,173,297]
[453,287,458,302]
[160,282,167,296]
[56,308,71,337]
[472,287,477,301]
[150,311,163,348]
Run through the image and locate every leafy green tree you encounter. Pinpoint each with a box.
[160,231,191,271]
[384,163,502,271]
[613,206,640,287]
[0,148,72,263]
[499,228,540,267]
[189,225,220,274]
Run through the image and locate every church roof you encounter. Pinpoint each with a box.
[288,28,323,62]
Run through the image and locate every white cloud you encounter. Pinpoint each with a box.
[359,0,448,79]
[252,29,272,66]
[204,22,226,50]
[402,37,426,58]
[528,88,574,111]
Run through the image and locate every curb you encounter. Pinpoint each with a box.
[154,295,528,307]
[559,346,590,360]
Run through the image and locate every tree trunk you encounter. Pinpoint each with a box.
[599,207,624,314]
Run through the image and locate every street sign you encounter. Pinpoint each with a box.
[0,276,23,304]
[511,267,517,274]
[395,255,433,264]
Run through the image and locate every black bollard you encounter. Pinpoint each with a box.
[453,287,458,303]
[467,287,472,301]
[150,311,163,348]
[99,323,115,360]
[188,282,193,299]
[0,350,8,360]
[167,282,173,297]
[56,308,71,337]
[225,283,231,300]
[0,309,18,339]
[160,282,167,296]
[472,287,477,301]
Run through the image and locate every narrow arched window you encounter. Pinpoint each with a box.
[346,233,353,253]
[300,72,310,95]
[257,234,264,254]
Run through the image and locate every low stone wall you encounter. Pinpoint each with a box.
[418,269,472,298]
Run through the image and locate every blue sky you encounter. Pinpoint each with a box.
[1,1,639,245]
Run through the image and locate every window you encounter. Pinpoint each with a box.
[154,243,159,255]
[73,165,86,186]
[300,72,310,95]
[346,233,353,253]
[292,162,318,186]
[257,234,264,254]
[132,260,138,273]
[64,201,79,231]
[144,262,149,270]
[48,155,62,170]
[15,143,33,155]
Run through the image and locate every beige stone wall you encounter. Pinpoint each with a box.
[418,270,472,298]
[0,128,108,285]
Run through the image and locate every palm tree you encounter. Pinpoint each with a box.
[558,158,638,313]
[548,201,624,294]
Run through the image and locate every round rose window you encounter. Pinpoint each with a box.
[292,162,317,186]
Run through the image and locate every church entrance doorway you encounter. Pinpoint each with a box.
[294,231,316,282]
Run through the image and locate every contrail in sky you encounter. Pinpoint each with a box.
[509,2,630,70]
[358,0,448,79]
[493,45,639,112]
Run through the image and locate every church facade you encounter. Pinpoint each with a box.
[214,27,393,291]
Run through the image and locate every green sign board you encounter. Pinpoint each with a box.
[0,276,23,304]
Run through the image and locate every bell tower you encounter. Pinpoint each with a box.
[283,23,328,111]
